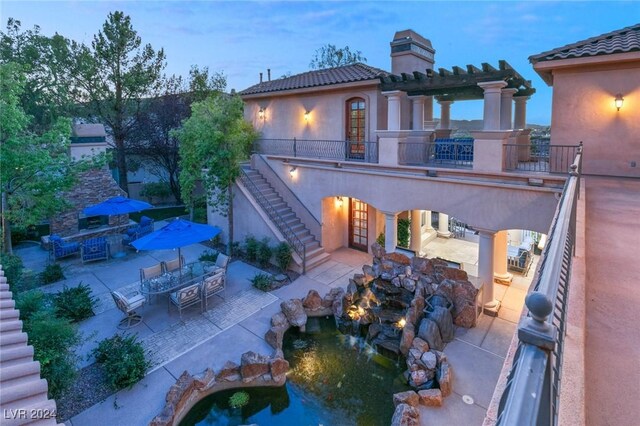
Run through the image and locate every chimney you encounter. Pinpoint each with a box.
[390,29,435,75]
[259,72,263,83]
[267,68,271,81]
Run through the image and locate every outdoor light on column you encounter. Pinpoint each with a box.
[289,166,297,178]
[615,93,624,111]
[304,111,311,122]
[258,107,266,121]
[335,196,344,208]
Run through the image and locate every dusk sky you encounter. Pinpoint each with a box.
[2,1,638,125]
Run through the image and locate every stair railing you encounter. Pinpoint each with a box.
[239,167,307,273]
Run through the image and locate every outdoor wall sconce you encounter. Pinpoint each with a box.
[258,107,266,120]
[615,93,624,111]
[289,166,297,177]
[335,196,344,208]
[304,111,310,122]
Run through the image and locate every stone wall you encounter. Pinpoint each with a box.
[50,167,127,237]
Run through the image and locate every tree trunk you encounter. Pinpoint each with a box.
[168,173,182,205]
[227,182,234,256]
[1,191,13,255]
[115,135,129,195]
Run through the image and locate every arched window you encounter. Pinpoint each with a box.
[346,97,366,159]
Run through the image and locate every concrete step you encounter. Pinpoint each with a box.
[0,308,20,321]
[304,240,321,252]
[0,378,49,407]
[0,320,23,334]
[1,400,58,426]
[0,361,41,387]
[0,283,9,291]
[0,299,15,309]
[0,346,34,368]
[0,290,13,300]
[305,251,331,272]
[0,331,28,348]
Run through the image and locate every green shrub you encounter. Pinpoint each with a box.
[256,238,272,267]
[251,273,273,291]
[193,206,207,224]
[139,182,171,202]
[53,283,97,323]
[397,218,410,248]
[40,263,65,284]
[0,252,24,286]
[244,235,259,262]
[199,250,219,262]
[376,232,385,246]
[15,290,49,322]
[229,391,250,408]
[274,242,292,272]
[24,311,81,399]
[230,241,241,257]
[93,334,151,390]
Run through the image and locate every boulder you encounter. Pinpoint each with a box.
[371,242,385,259]
[427,306,454,343]
[352,273,367,287]
[391,403,420,426]
[269,356,289,380]
[411,293,426,313]
[362,264,376,281]
[240,351,270,383]
[270,312,289,328]
[404,266,412,276]
[216,361,241,382]
[420,351,437,370]
[431,349,448,364]
[385,252,411,265]
[411,337,430,353]
[441,267,469,282]
[346,280,358,296]
[437,361,452,397]
[411,257,434,275]
[417,318,444,351]
[280,299,307,327]
[434,279,454,303]
[453,303,477,328]
[407,348,422,365]
[393,390,419,407]
[410,369,429,387]
[418,389,443,407]
[402,278,416,292]
[367,323,382,340]
[332,298,344,317]
[302,290,323,311]
[399,323,415,356]
[391,277,401,287]
[265,326,287,349]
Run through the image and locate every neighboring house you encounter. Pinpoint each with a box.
[530,23,640,178]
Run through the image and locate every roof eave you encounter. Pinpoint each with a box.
[240,78,381,100]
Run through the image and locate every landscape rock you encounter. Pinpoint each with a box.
[411,337,430,353]
[453,303,477,328]
[269,356,289,380]
[385,252,411,265]
[391,403,420,426]
[418,389,443,407]
[216,361,240,382]
[371,242,385,259]
[280,299,307,327]
[431,349,447,364]
[420,351,437,370]
[270,312,289,328]
[434,279,454,304]
[417,318,444,351]
[441,267,469,282]
[393,390,419,407]
[427,306,454,343]
[265,326,287,349]
[240,351,270,382]
[302,290,323,311]
[362,264,376,281]
[399,323,415,356]
[410,369,429,387]
[391,277,401,287]
[402,278,416,292]
[438,361,452,397]
[411,257,434,275]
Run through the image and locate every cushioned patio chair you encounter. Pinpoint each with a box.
[140,263,164,283]
[122,216,155,247]
[50,235,80,260]
[111,290,146,329]
[163,255,186,274]
[214,253,230,273]
[169,282,202,321]
[81,236,110,263]
[201,270,226,311]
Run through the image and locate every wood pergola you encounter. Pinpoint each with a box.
[379,60,535,100]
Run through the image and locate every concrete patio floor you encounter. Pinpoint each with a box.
[13,234,532,426]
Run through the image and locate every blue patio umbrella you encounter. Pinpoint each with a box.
[83,196,153,216]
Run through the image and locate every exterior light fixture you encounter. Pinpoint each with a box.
[258,107,265,120]
[398,318,406,328]
[335,196,344,208]
[289,166,297,177]
[304,111,310,122]
[615,93,624,111]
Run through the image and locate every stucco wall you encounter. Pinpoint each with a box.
[550,61,640,177]
[244,83,386,141]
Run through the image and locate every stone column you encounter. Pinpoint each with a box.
[437,212,451,238]
[500,88,518,130]
[383,212,398,253]
[437,100,453,129]
[384,91,403,131]
[410,210,422,253]
[514,96,529,129]
[493,230,513,284]
[478,229,501,315]
[410,96,425,130]
[478,81,508,131]
[424,210,433,230]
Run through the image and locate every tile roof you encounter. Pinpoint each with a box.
[530,23,640,63]
[239,63,388,96]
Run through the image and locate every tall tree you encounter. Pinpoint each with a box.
[73,11,165,195]
[174,95,257,253]
[309,44,366,69]
[127,66,226,203]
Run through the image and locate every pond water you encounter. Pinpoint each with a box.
[180,317,410,426]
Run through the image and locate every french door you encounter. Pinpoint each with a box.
[349,198,369,252]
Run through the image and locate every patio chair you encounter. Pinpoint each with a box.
[122,216,155,247]
[214,253,230,274]
[111,290,146,329]
[201,270,226,311]
[81,237,110,263]
[169,282,202,321]
[50,235,80,260]
[140,263,164,283]
[163,255,186,274]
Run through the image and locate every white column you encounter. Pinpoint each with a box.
[500,88,518,130]
[424,96,434,121]
[383,211,398,253]
[478,230,501,315]
[437,212,451,238]
[383,91,402,131]
[514,96,529,129]
[424,210,433,230]
[410,210,422,253]
[493,230,513,284]
[478,81,508,130]
[410,96,425,131]
[437,100,453,129]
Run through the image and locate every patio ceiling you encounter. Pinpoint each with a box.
[379,60,536,101]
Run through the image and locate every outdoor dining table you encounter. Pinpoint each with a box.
[139,260,219,297]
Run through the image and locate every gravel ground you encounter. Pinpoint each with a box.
[56,363,114,422]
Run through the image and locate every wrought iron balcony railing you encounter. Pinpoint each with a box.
[504,143,580,173]
[254,138,379,164]
[398,141,474,169]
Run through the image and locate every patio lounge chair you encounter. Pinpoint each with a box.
[122,216,154,247]
[81,236,110,263]
[202,270,226,311]
[169,282,202,321]
[50,235,80,260]
[111,290,146,329]
[163,255,186,274]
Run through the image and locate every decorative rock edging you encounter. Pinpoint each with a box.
[150,349,289,426]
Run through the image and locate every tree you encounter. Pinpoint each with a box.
[127,66,226,203]
[72,11,165,195]
[174,95,257,253]
[0,63,74,254]
[309,44,366,69]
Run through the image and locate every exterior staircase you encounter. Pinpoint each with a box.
[239,164,330,273]
[0,268,58,426]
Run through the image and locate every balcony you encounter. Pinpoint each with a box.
[254,138,379,164]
